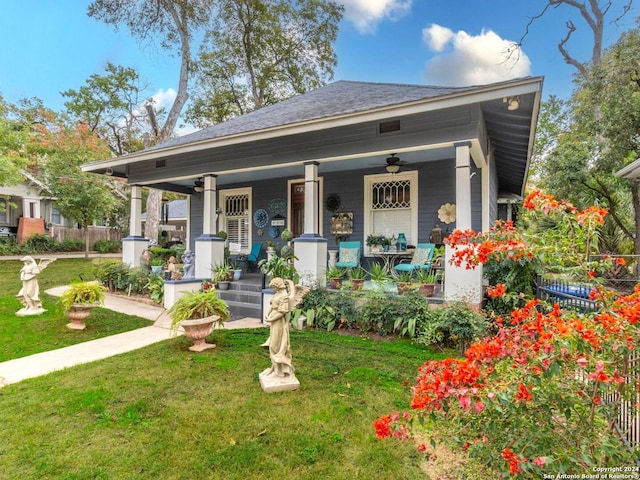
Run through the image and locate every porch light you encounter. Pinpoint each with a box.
[504,96,519,111]
[193,178,204,193]
[385,164,400,174]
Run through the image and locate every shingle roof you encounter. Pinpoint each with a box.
[149,80,476,151]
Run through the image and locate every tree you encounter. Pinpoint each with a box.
[62,63,148,156]
[88,0,213,242]
[0,95,29,188]
[186,0,343,127]
[515,0,634,81]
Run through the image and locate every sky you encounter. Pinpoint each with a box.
[1,0,638,135]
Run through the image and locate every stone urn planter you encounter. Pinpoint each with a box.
[60,281,106,331]
[181,316,221,352]
[417,283,435,297]
[168,290,230,352]
[65,304,98,330]
[350,278,364,291]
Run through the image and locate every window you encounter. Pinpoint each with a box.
[364,172,418,254]
[51,207,61,225]
[220,188,251,252]
[0,199,7,223]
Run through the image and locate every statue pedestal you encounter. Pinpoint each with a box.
[15,307,46,317]
[259,369,300,393]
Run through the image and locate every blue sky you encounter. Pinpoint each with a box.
[1,0,637,133]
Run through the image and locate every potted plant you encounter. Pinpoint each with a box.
[367,262,391,291]
[348,266,366,291]
[264,240,277,260]
[415,269,439,297]
[150,256,164,276]
[395,271,415,294]
[326,265,346,289]
[366,234,383,252]
[258,254,299,282]
[212,264,233,290]
[60,281,107,330]
[167,289,229,352]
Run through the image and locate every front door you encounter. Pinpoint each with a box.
[290,182,305,237]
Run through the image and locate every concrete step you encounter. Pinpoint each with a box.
[224,300,263,321]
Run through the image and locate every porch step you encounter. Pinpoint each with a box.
[216,281,263,321]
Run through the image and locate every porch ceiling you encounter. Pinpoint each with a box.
[84,77,543,197]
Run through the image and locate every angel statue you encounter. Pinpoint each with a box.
[259,277,309,392]
[16,256,56,316]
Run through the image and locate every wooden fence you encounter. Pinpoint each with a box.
[49,225,122,246]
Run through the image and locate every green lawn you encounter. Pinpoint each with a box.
[0,329,448,479]
[0,258,152,362]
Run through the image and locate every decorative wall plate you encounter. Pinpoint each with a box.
[254,208,269,228]
[437,203,457,224]
[269,225,280,238]
[268,198,287,214]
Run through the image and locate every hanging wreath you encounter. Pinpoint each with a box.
[325,193,342,213]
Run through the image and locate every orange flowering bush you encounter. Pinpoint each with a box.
[375,191,638,476]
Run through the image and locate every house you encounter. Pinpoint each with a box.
[82,78,543,303]
[0,170,57,242]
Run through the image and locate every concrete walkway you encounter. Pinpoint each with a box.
[0,287,265,388]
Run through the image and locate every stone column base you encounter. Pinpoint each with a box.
[293,234,328,286]
[122,236,149,267]
[259,369,300,393]
[195,235,225,280]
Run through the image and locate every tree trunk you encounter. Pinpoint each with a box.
[632,178,640,256]
[145,189,162,244]
[84,224,90,259]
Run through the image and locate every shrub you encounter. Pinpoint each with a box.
[94,240,121,253]
[93,261,134,291]
[56,239,85,252]
[24,234,56,252]
[359,290,402,336]
[415,302,490,353]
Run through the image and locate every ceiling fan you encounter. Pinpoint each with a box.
[382,153,408,173]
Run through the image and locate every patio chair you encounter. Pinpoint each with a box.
[335,241,361,269]
[246,242,262,271]
[394,243,435,274]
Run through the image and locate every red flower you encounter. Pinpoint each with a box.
[515,383,532,402]
[487,283,507,298]
[373,415,392,439]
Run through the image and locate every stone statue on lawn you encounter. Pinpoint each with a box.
[16,256,56,316]
[259,277,309,393]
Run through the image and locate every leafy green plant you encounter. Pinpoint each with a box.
[60,281,106,310]
[167,289,229,331]
[258,254,298,282]
[326,265,345,279]
[393,290,430,338]
[212,263,233,283]
[145,275,164,304]
[348,266,366,279]
[415,269,439,284]
[395,271,413,283]
[414,302,489,352]
[94,240,121,253]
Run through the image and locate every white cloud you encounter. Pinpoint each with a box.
[341,0,412,34]
[148,88,177,110]
[421,24,531,86]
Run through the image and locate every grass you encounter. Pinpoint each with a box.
[0,259,152,361]
[0,329,449,479]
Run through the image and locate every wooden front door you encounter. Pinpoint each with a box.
[290,182,305,237]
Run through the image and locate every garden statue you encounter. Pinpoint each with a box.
[182,250,195,279]
[140,249,152,272]
[167,255,178,279]
[259,277,309,393]
[16,256,55,316]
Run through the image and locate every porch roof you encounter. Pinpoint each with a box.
[83,77,543,197]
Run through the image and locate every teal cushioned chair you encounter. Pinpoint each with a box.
[394,243,435,274]
[335,241,361,269]
[246,242,262,271]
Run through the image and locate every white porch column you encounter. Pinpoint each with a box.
[294,161,327,286]
[195,174,225,279]
[445,142,483,305]
[21,197,41,218]
[122,185,148,267]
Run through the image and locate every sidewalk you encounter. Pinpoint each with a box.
[0,287,265,388]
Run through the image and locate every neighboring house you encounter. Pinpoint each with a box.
[141,198,188,244]
[0,170,123,244]
[83,78,543,303]
[0,170,64,242]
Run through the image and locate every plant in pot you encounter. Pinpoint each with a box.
[415,269,439,297]
[264,240,277,260]
[366,234,383,252]
[212,264,234,290]
[168,289,230,352]
[280,229,293,243]
[326,265,346,289]
[367,262,391,291]
[60,281,107,330]
[395,271,415,295]
[348,266,366,291]
[149,256,164,276]
[258,254,299,282]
